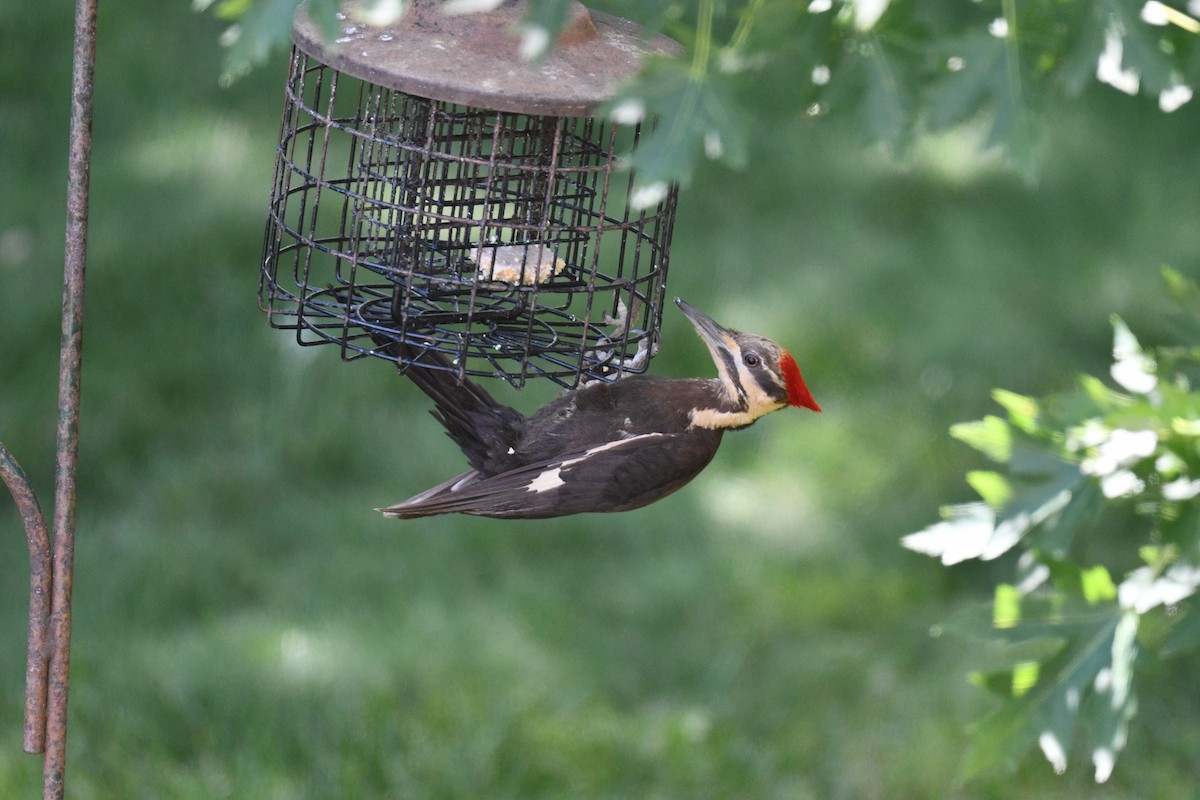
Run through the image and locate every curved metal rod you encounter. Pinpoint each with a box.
[0,443,51,755]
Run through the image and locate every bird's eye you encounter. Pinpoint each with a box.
[743,353,760,368]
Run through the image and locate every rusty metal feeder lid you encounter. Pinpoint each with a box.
[292,0,681,117]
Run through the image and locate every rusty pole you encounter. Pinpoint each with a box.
[1,0,95,795]
[43,0,98,796]
[0,445,51,756]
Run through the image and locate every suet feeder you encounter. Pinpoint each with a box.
[259,0,682,388]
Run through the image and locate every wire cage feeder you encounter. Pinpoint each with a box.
[260,1,682,388]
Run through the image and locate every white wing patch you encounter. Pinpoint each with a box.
[562,433,668,466]
[526,467,565,493]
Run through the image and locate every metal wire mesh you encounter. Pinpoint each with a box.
[260,46,678,388]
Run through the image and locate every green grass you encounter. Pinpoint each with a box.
[3,2,1200,797]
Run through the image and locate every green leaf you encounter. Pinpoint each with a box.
[938,598,1067,662]
[1011,660,1040,697]
[1061,0,1175,98]
[311,0,345,36]
[926,31,1043,180]
[1057,3,1109,95]
[970,668,1020,697]
[1007,441,1070,479]
[993,389,1040,434]
[970,661,1041,698]
[1110,314,1144,360]
[1079,611,1139,782]
[976,594,1110,646]
[1079,374,1125,410]
[218,0,308,84]
[991,456,1082,557]
[1157,501,1200,551]
[905,454,1084,566]
[1139,545,1166,566]
[901,502,997,565]
[214,0,255,19]
[962,605,1126,780]
[1184,21,1200,84]
[1160,599,1200,657]
[608,60,750,205]
[859,38,913,150]
[1161,266,1200,312]
[1160,266,1200,340]
[968,470,1012,509]
[994,583,1022,628]
[1171,417,1200,436]
[1036,552,1120,604]
[951,415,1012,463]
[1080,565,1118,605]
[1107,0,1175,95]
[928,33,1007,133]
[520,0,573,62]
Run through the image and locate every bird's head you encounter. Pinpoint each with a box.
[676,297,821,429]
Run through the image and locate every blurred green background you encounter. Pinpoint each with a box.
[3,2,1200,797]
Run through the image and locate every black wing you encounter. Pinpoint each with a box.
[378,430,723,520]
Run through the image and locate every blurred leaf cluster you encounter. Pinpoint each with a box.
[203,0,1200,191]
[906,267,1200,781]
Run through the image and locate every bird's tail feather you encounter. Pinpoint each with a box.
[376,469,483,518]
[365,329,523,472]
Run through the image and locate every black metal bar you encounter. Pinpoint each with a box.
[42,0,98,796]
[0,444,51,756]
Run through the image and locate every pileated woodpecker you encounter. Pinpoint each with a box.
[378,298,820,519]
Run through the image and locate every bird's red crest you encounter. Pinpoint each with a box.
[780,351,821,412]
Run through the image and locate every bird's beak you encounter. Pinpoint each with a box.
[675,297,735,352]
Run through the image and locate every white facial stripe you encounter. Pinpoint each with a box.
[690,358,785,429]
[735,360,781,413]
[700,338,743,402]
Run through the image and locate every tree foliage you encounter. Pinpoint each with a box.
[906,268,1200,781]
[203,0,1199,193]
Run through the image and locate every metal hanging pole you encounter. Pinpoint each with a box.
[1,0,96,797]
[0,444,50,756]
[42,0,98,794]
